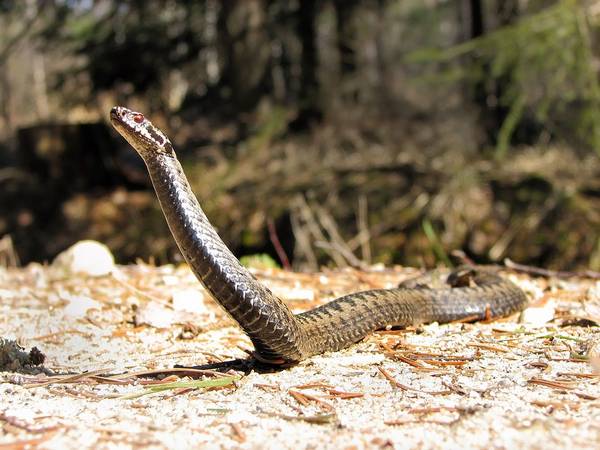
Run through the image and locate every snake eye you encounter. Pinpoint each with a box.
[133,113,145,123]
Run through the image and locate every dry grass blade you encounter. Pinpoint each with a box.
[467,342,510,353]
[530,399,580,410]
[25,367,233,389]
[556,372,600,379]
[293,382,334,389]
[254,383,280,392]
[574,391,598,400]
[324,389,364,399]
[392,354,426,368]
[390,354,448,373]
[119,376,239,400]
[106,367,233,379]
[385,416,460,426]
[377,367,450,394]
[290,384,363,402]
[288,389,334,411]
[288,389,311,406]
[229,422,246,443]
[423,359,468,367]
[385,405,477,426]
[277,413,338,424]
[528,377,577,390]
[25,369,112,388]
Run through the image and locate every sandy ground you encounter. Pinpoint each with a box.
[1,263,599,449]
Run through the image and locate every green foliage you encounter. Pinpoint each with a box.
[422,219,452,267]
[246,105,290,152]
[59,2,205,94]
[119,376,239,400]
[240,253,280,270]
[591,237,600,270]
[409,0,600,158]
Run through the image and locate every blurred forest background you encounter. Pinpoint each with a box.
[1,0,600,271]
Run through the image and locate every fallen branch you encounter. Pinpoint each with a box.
[504,258,600,279]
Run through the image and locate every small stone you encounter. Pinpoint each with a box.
[520,300,556,326]
[135,302,175,328]
[269,285,315,302]
[587,281,600,301]
[63,295,102,318]
[584,282,600,318]
[52,240,115,277]
[171,288,206,313]
[162,275,180,286]
[587,338,600,374]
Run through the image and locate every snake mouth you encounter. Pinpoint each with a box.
[110,106,139,130]
[109,106,124,124]
[109,106,134,138]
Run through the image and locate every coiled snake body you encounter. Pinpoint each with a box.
[110,106,527,364]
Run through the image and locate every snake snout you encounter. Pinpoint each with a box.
[109,106,126,122]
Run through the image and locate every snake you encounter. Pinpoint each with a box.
[110,106,528,364]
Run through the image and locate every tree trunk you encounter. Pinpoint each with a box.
[291,0,321,129]
[32,52,49,121]
[0,65,12,140]
[216,0,272,111]
[462,0,521,148]
[469,0,484,38]
[374,0,388,101]
[489,0,520,146]
[333,0,359,77]
[333,0,360,103]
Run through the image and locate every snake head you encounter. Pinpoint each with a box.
[110,106,174,157]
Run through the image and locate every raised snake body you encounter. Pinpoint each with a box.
[110,106,528,364]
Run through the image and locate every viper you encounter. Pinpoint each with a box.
[110,106,528,364]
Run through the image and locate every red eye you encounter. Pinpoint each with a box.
[133,113,144,123]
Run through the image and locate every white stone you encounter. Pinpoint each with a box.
[585,282,600,319]
[588,342,600,375]
[520,299,556,326]
[162,275,180,286]
[52,240,115,277]
[171,288,206,313]
[134,302,175,328]
[269,285,315,301]
[63,295,102,318]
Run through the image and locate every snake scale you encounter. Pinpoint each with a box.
[110,106,528,364]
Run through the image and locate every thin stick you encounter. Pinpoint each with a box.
[357,195,371,264]
[315,203,367,269]
[267,218,291,270]
[0,235,19,267]
[290,209,318,270]
[314,240,368,270]
[294,195,346,267]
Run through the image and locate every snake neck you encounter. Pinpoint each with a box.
[142,154,306,362]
